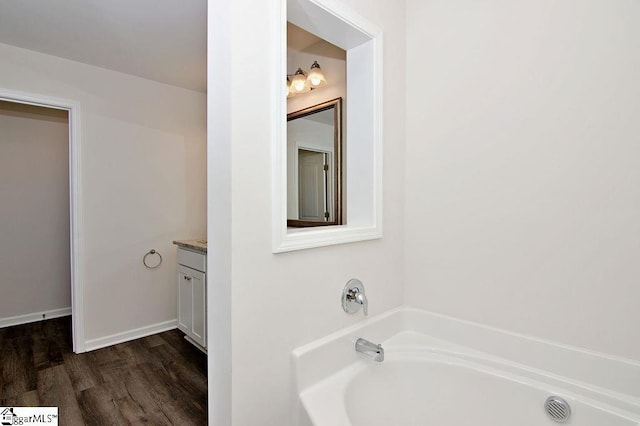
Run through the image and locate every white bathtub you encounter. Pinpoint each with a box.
[292,308,640,426]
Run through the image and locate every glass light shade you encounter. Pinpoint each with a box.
[306,61,327,88]
[291,68,311,93]
[286,77,295,98]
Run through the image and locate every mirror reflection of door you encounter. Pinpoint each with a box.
[298,149,330,221]
[287,98,342,227]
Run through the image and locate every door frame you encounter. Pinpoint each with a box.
[0,87,85,353]
[296,147,332,222]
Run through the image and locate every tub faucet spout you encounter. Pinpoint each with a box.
[355,338,384,362]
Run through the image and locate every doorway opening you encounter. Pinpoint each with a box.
[0,89,84,353]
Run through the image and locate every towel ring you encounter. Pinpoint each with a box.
[143,249,163,269]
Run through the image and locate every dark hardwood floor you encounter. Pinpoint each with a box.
[0,317,207,425]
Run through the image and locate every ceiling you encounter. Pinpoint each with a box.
[287,22,323,53]
[0,0,207,92]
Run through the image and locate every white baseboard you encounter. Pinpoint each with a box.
[84,319,177,352]
[0,307,72,329]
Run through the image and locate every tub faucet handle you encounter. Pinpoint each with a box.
[355,291,368,316]
[342,279,368,316]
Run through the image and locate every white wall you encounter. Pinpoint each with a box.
[404,0,640,361]
[0,101,71,320]
[208,0,405,423]
[0,42,206,345]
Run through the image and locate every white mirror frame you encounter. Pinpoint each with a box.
[273,0,383,253]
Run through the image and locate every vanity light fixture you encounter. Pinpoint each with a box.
[287,61,327,97]
[291,68,311,94]
[307,61,327,88]
[286,76,294,97]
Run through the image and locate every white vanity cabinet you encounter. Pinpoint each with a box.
[176,247,207,350]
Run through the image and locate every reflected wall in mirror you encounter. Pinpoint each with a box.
[287,98,342,227]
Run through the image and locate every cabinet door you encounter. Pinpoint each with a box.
[190,269,206,348]
[177,266,193,335]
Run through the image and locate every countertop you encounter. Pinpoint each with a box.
[173,239,207,254]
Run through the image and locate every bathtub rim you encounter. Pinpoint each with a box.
[292,306,640,425]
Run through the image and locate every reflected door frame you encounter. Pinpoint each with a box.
[296,147,333,222]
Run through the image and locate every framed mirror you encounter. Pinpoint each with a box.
[287,98,342,227]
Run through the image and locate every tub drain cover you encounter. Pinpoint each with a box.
[544,396,571,423]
